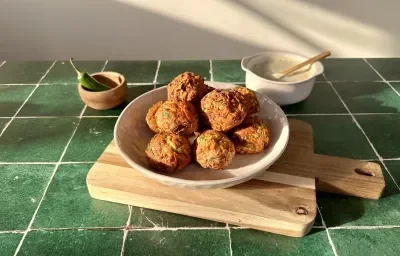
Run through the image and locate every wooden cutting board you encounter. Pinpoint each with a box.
[267,119,385,199]
[86,119,385,237]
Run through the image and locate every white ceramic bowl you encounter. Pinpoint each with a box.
[114,82,289,189]
[241,51,324,106]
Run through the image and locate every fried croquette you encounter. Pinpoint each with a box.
[145,101,165,133]
[200,90,247,132]
[231,116,269,154]
[145,133,192,173]
[193,130,235,170]
[155,101,199,135]
[167,72,208,105]
[232,87,260,116]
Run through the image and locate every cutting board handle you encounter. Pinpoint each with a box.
[310,154,385,199]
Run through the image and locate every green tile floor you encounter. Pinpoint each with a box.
[0,59,399,256]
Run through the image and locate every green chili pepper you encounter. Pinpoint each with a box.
[69,58,111,91]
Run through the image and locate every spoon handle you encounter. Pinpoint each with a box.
[280,51,331,78]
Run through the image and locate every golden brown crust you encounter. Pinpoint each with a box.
[155,101,199,135]
[167,72,208,105]
[232,87,260,116]
[231,116,269,154]
[145,101,165,133]
[145,133,192,173]
[193,130,235,170]
[200,90,247,132]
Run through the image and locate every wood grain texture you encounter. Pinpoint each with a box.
[86,119,385,237]
[87,150,317,237]
[264,119,385,199]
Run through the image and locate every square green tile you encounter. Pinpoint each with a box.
[330,229,400,256]
[130,207,225,228]
[41,60,106,84]
[283,82,347,114]
[333,82,400,113]
[366,58,400,81]
[316,74,326,81]
[105,61,158,83]
[385,160,400,187]
[356,114,400,158]
[0,233,23,256]
[0,164,54,230]
[0,118,10,130]
[0,118,77,162]
[212,60,245,82]
[318,162,400,227]
[0,61,53,84]
[62,118,116,161]
[83,84,154,116]
[33,164,128,228]
[293,116,376,159]
[125,230,230,256]
[0,85,35,116]
[322,59,381,82]
[19,230,122,256]
[157,60,210,84]
[230,228,334,256]
[17,84,84,116]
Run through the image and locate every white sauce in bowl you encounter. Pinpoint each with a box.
[252,58,314,82]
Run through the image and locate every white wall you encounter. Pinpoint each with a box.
[1,0,399,60]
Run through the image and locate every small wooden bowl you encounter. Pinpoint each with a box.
[78,72,128,110]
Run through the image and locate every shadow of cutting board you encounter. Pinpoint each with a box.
[86,119,385,237]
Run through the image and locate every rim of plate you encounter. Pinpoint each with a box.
[114,82,290,187]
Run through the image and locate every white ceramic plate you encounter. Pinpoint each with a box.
[114,82,289,189]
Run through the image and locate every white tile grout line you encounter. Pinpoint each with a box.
[0,82,181,86]
[325,74,400,191]
[383,157,400,161]
[81,116,119,118]
[364,58,400,97]
[0,61,57,138]
[13,103,87,256]
[120,206,132,256]
[127,82,154,86]
[210,81,245,84]
[0,230,25,234]
[1,113,398,120]
[0,116,120,119]
[2,225,400,234]
[153,60,161,89]
[329,225,400,230]
[0,158,395,165]
[0,161,95,165]
[0,80,399,85]
[322,80,385,83]
[127,226,229,231]
[0,83,47,86]
[101,60,109,72]
[317,206,339,256]
[286,113,399,116]
[209,60,214,81]
[226,223,233,256]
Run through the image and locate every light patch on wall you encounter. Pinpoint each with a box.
[115,0,395,57]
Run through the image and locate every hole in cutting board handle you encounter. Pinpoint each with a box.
[354,168,375,177]
[295,207,308,215]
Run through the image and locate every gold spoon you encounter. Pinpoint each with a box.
[274,51,331,80]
